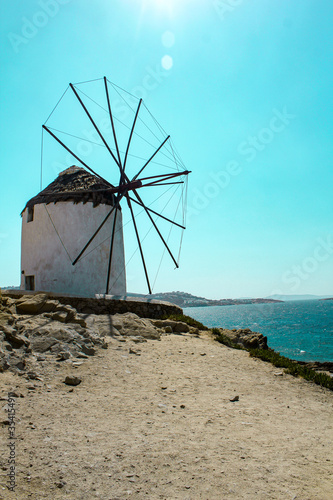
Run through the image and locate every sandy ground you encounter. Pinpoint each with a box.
[0,331,332,500]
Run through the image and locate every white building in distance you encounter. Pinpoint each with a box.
[20,166,126,297]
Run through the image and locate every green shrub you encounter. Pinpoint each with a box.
[249,349,333,391]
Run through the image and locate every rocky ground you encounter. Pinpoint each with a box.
[0,294,332,499]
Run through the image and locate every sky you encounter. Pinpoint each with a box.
[0,0,332,299]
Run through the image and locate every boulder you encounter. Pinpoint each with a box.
[112,313,161,340]
[217,327,268,350]
[26,322,80,343]
[83,314,121,337]
[15,294,49,314]
[150,319,190,334]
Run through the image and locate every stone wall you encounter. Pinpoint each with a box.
[3,291,183,319]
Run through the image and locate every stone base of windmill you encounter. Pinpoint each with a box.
[4,290,183,319]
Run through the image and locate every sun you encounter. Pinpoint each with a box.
[140,0,179,17]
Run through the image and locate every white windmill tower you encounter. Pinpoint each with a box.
[20,165,126,297]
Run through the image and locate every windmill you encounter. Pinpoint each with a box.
[22,77,190,297]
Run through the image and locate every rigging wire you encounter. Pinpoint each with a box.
[177,177,189,264]
[107,215,156,293]
[106,79,141,100]
[45,80,181,171]
[72,77,104,85]
[142,103,186,169]
[46,126,177,171]
[107,80,178,167]
[151,186,183,291]
[42,204,73,263]
[108,81,168,151]
[108,183,181,293]
[47,127,106,148]
[78,182,178,262]
[44,87,69,125]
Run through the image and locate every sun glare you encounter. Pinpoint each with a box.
[140,0,180,17]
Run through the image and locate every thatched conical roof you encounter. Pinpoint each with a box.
[23,166,116,212]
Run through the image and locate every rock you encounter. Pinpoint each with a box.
[0,352,10,372]
[64,376,82,386]
[131,336,147,344]
[129,348,140,355]
[0,311,14,327]
[150,319,190,334]
[217,327,268,350]
[27,323,81,348]
[44,308,87,328]
[2,326,30,348]
[57,352,71,361]
[79,344,96,356]
[39,299,59,313]
[50,342,73,355]
[30,337,59,353]
[26,371,42,380]
[44,311,68,323]
[76,352,89,359]
[15,360,26,371]
[229,395,239,402]
[112,313,161,340]
[83,314,121,337]
[150,319,190,333]
[15,294,48,314]
[55,481,66,488]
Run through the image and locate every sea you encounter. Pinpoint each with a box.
[184,300,333,363]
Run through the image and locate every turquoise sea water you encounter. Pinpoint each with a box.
[184,300,333,363]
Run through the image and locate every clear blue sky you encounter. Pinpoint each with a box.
[1,0,332,299]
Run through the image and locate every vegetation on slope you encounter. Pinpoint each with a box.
[249,349,333,390]
[212,327,333,391]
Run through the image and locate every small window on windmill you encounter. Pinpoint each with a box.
[25,275,35,291]
[27,206,34,223]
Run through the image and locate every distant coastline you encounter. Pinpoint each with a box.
[149,291,283,308]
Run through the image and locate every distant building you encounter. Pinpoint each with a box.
[20,166,126,297]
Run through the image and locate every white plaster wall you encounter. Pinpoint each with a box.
[20,202,126,296]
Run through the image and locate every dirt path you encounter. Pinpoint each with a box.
[1,331,332,499]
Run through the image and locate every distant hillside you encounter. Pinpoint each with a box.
[150,291,283,308]
[267,294,333,302]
